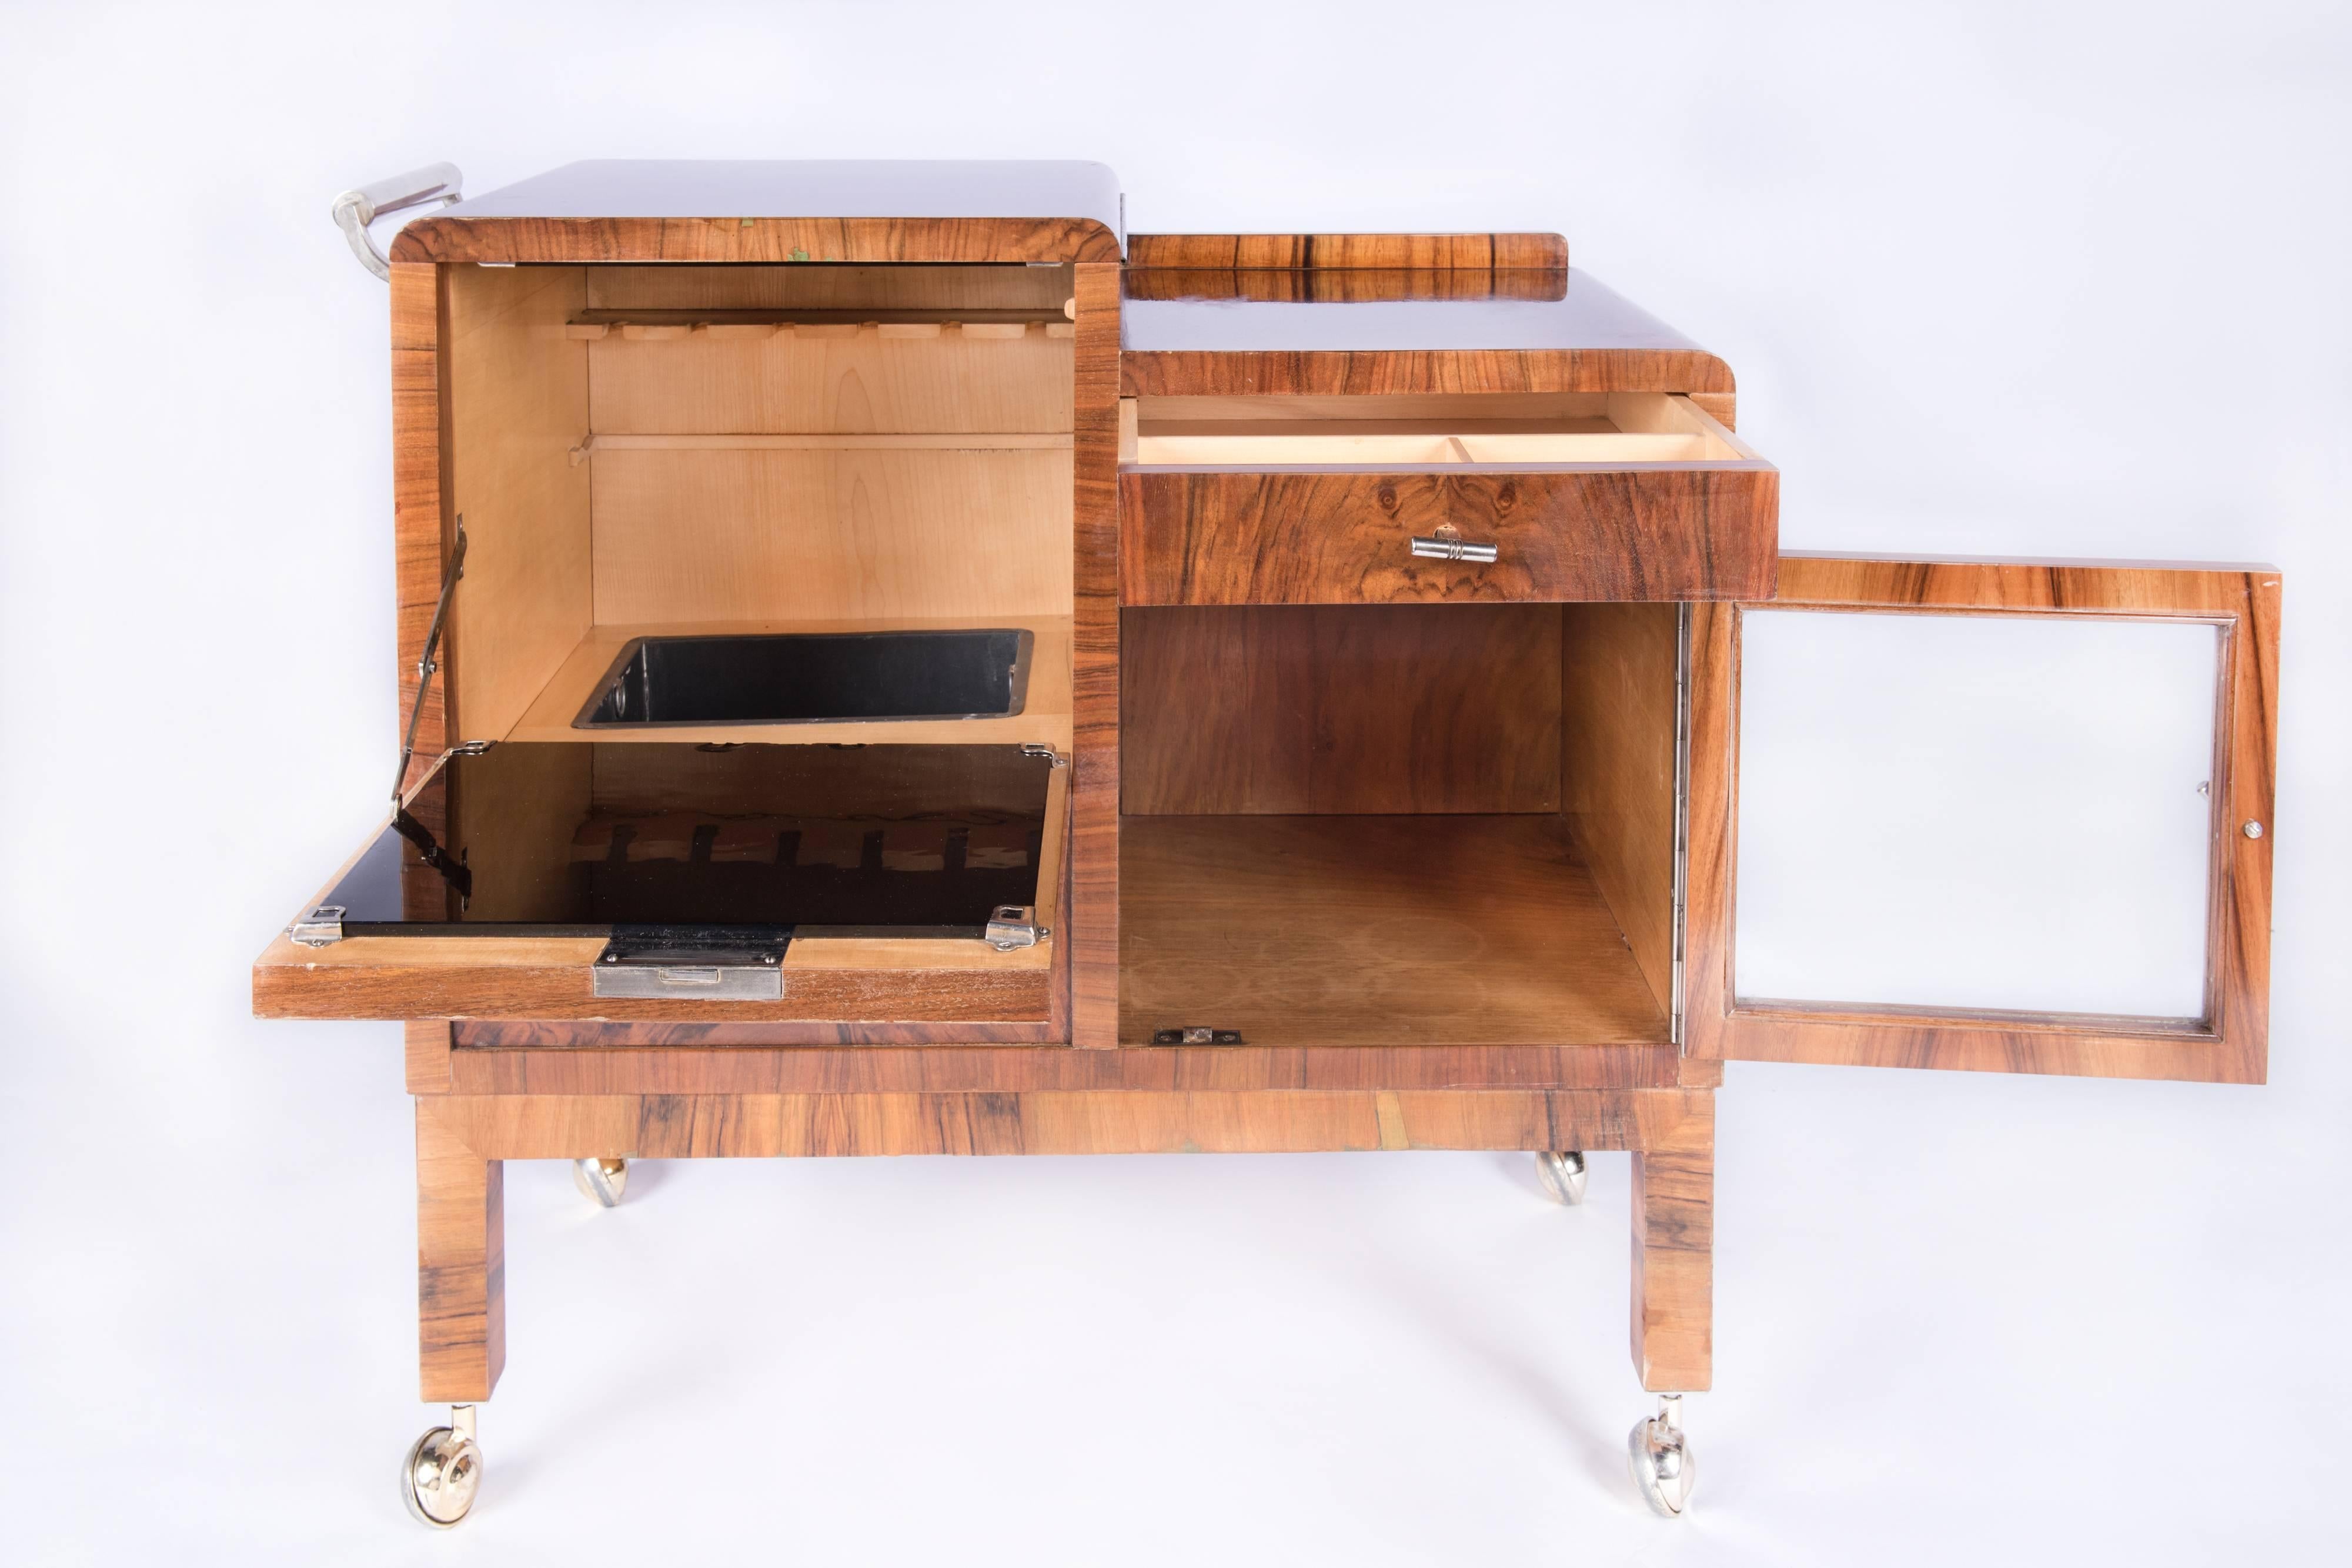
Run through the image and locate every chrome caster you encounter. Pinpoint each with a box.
[1628,1394,1695,1517]
[573,1156,629,1207]
[401,1405,481,1527]
[1535,1149,1588,1205]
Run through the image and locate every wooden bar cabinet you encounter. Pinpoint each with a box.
[258,160,2281,1526]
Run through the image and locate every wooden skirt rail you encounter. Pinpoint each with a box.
[422,1086,1711,1160]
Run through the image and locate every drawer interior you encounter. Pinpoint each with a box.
[1118,602,1678,1047]
[1127,391,1751,466]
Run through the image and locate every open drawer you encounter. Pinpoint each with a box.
[253,740,1067,1024]
[1118,392,1779,605]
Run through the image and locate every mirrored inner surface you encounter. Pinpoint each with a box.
[1734,610,2219,1019]
[327,742,1050,936]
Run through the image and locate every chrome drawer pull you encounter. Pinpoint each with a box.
[1409,524,1499,563]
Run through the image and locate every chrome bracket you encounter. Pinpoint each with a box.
[1020,744,1070,768]
[985,905,1049,951]
[290,905,346,948]
[592,929,789,1001]
[331,163,463,281]
[1151,1027,1246,1045]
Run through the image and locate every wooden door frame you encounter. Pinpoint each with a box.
[1683,553,2278,1084]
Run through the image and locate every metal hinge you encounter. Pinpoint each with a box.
[290,905,347,947]
[1020,744,1069,768]
[985,905,1050,951]
[1151,1027,1246,1045]
[592,928,789,1001]
[395,520,467,803]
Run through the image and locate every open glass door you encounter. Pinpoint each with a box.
[1683,554,2278,1083]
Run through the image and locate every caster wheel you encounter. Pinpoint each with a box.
[1535,1149,1588,1206]
[573,1156,629,1208]
[1628,1395,1695,1518]
[402,1410,481,1527]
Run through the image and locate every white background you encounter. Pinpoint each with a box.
[2,2,2346,1561]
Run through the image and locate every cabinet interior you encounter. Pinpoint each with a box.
[439,261,1078,754]
[1118,601,1680,1047]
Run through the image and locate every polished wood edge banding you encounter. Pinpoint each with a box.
[392,216,1120,265]
[1068,262,1122,1047]
[1120,350,1738,399]
[1125,233,1569,270]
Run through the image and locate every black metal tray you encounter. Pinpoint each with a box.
[575,629,1033,729]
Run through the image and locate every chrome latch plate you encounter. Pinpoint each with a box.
[1151,1027,1246,1045]
[290,905,346,947]
[591,929,789,1001]
[985,905,1049,951]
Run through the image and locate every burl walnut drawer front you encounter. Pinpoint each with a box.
[1119,393,1779,606]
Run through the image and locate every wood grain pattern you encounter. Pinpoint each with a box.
[406,1019,453,1095]
[1121,349,1736,400]
[391,262,452,790]
[445,264,593,743]
[1560,603,1681,1013]
[1631,1091,1712,1391]
[1120,605,1562,814]
[1068,262,1122,1047]
[590,447,1073,624]
[414,1086,1712,1161]
[586,327,1071,434]
[1685,554,2280,1084]
[1118,815,1669,1047]
[442,1034,1689,1094]
[416,1098,503,1402]
[1123,268,1570,303]
[1120,467,1778,606]
[254,932,1053,1022]
[391,216,1119,266]
[1125,234,1569,270]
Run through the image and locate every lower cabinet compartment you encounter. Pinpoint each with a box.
[1117,601,1681,1047]
[255,740,1067,1025]
[1120,814,1668,1047]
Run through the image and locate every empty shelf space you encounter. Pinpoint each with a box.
[1118,815,1671,1047]
[1127,390,1755,467]
[506,617,1073,751]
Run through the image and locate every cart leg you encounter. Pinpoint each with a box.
[1629,1094,1712,1392]
[1627,1093,1710,1516]
[416,1100,504,1405]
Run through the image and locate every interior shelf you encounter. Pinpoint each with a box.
[1125,390,1751,467]
[1118,814,1671,1047]
[504,616,1073,751]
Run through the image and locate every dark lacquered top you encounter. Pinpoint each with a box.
[1121,269,1703,355]
[449,159,1122,235]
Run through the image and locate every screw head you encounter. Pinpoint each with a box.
[2243,820,2265,840]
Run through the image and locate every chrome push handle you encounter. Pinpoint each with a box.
[1409,523,1499,564]
[330,162,463,280]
